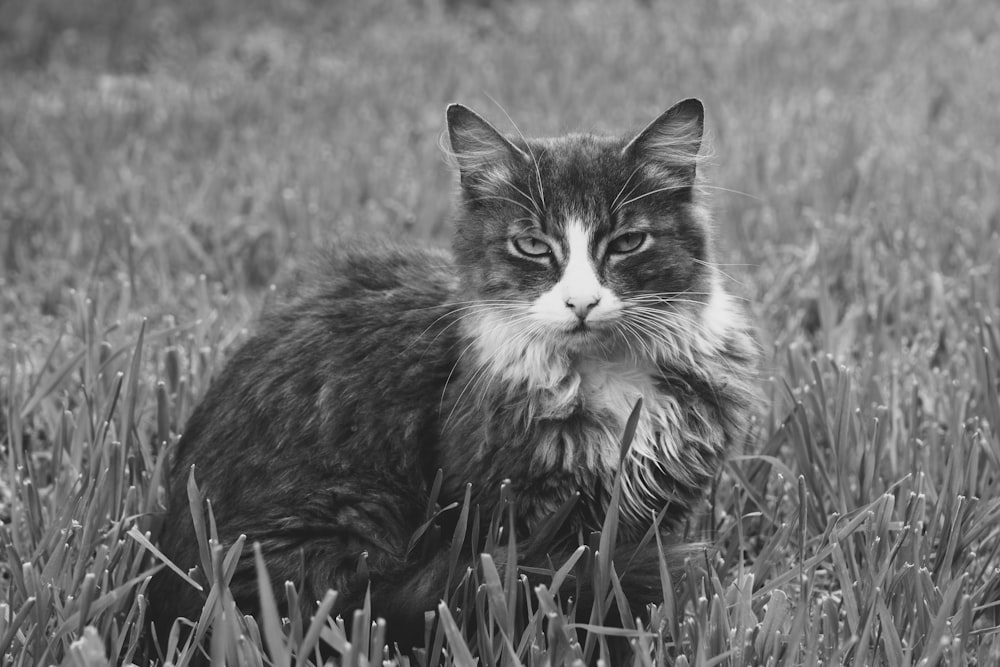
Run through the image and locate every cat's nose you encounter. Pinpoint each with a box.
[565,295,600,320]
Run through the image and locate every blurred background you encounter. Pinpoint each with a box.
[2,0,999,356]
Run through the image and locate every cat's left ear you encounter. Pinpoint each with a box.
[623,98,704,184]
[447,104,528,190]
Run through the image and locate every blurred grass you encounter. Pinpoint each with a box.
[2,0,1000,664]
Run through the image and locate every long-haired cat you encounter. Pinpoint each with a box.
[148,99,758,652]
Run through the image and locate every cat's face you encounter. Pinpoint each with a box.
[448,101,716,358]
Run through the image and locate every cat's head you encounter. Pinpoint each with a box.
[447,100,728,362]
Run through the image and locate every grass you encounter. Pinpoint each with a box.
[2,0,1000,664]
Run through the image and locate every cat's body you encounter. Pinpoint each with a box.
[149,100,758,649]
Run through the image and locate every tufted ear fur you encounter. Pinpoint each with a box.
[623,98,705,187]
[446,104,527,192]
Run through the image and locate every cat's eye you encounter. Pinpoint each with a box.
[608,232,646,254]
[512,236,552,258]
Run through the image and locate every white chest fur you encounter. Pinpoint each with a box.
[496,348,687,480]
[571,357,685,469]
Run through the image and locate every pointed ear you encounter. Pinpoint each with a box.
[623,98,704,182]
[446,104,526,188]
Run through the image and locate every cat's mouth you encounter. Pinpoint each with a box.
[563,320,609,339]
[546,316,616,347]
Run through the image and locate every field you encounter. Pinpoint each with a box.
[2,0,1000,664]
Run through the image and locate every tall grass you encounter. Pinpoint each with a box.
[2,0,1000,664]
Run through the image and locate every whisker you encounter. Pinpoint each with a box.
[629,306,717,338]
[615,318,656,362]
[469,194,538,218]
[629,290,751,304]
[698,184,764,202]
[439,337,483,418]
[624,313,677,350]
[396,299,530,315]
[612,180,646,215]
[440,314,538,421]
[643,310,744,378]
[629,318,701,367]
[610,164,645,214]
[486,94,547,211]
[626,308,744,377]
[689,257,748,288]
[638,311,740,358]
[494,177,541,217]
[628,293,715,301]
[613,184,690,213]
[443,316,542,428]
[405,304,526,356]
[467,321,547,416]
[613,183,763,215]
[629,299,713,311]
[689,261,757,268]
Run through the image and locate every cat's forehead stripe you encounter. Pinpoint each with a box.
[560,219,599,287]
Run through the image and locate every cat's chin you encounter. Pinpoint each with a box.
[552,322,614,350]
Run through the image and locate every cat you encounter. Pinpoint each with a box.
[147,98,758,653]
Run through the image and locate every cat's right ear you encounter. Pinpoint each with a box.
[623,98,705,186]
[446,104,527,190]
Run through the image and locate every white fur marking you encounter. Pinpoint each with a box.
[695,275,742,354]
[467,309,568,393]
[575,357,683,465]
[531,220,621,329]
